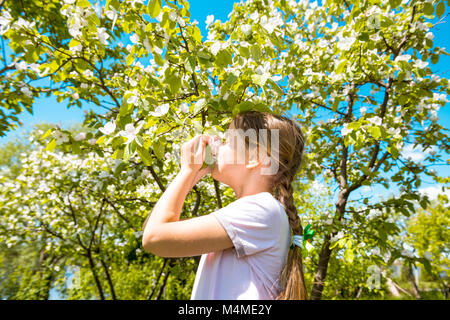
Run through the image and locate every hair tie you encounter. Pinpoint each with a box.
[290,224,315,253]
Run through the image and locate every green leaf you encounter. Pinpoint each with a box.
[226,73,238,86]
[268,79,284,96]
[436,1,445,18]
[69,39,81,48]
[368,126,381,139]
[238,46,250,59]
[72,141,81,154]
[112,148,124,160]
[123,144,130,161]
[251,73,270,87]
[250,45,261,61]
[192,26,202,43]
[76,0,91,8]
[193,98,207,114]
[167,73,181,94]
[431,54,439,64]
[423,2,434,16]
[137,146,153,166]
[153,139,165,161]
[387,145,399,159]
[336,60,347,74]
[357,32,369,42]
[347,121,361,130]
[154,53,164,66]
[389,0,401,9]
[419,257,432,274]
[148,0,162,19]
[126,54,135,66]
[96,135,107,145]
[215,49,233,67]
[119,100,132,117]
[184,55,197,73]
[197,50,211,60]
[45,139,56,152]
[40,129,53,140]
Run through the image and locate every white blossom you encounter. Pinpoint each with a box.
[205,15,214,29]
[83,69,94,78]
[180,103,189,113]
[360,107,367,115]
[169,12,177,22]
[414,59,428,69]
[210,41,223,56]
[141,169,151,179]
[97,27,109,45]
[20,86,33,98]
[177,16,185,27]
[52,130,69,145]
[119,123,143,144]
[241,24,252,36]
[127,91,140,106]
[394,54,411,62]
[74,132,86,141]
[337,36,356,51]
[341,123,351,136]
[258,15,283,34]
[98,171,111,179]
[0,10,12,35]
[15,61,28,71]
[368,116,382,126]
[149,103,170,117]
[130,33,140,44]
[99,121,116,135]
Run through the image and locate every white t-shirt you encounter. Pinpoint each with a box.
[190,191,291,300]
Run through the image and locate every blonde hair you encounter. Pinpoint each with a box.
[228,110,308,300]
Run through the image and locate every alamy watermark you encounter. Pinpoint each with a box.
[366,265,381,290]
[170,127,281,176]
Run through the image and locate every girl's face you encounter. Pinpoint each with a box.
[211,130,244,188]
[211,129,271,192]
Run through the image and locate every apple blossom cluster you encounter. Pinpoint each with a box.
[61,2,95,40]
[0,140,162,249]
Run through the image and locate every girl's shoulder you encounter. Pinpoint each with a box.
[232,192,284,216]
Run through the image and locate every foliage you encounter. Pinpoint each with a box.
[0,0,449,299]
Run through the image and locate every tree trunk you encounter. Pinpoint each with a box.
[355,287,362,299]
[100,258,117,300]
[311,192,348,300]
[408,264,422,300]
[310,234,332,300]
[386,277,401,297]
[87,251,105,300]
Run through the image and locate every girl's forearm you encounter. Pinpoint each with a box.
[142,170,196,232]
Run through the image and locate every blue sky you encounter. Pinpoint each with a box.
[1,0,449,205]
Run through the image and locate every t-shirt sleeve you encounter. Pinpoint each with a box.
[211,197,280,258]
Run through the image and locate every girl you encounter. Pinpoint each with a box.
[142,110,307,300]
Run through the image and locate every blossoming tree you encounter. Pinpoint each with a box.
[1,0,449,299]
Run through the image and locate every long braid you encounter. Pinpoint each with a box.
[271,117,308,300]
[274,168,308,300]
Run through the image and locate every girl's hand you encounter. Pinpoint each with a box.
[180,134,221,189]
[180,134,212,174]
